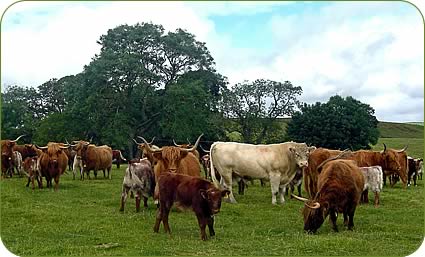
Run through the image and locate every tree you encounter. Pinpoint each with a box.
[286,95,380,150]
[220,79,302,143]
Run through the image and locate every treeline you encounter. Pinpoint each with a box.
[1,23,302,158]
[1,22,380,157]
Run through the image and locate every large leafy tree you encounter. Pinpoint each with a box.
[221,79,302,143]
[286,95,379,150]
[65,22,216,156]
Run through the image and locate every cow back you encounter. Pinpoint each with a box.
[84,145,112,170]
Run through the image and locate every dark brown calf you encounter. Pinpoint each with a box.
[153,172,229,240]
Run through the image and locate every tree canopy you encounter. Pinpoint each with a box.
[286,95,380,150]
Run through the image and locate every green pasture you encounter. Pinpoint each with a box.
[1,137,424,256]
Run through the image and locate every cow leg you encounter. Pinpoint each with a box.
[329,210,338,232]
[119,186,129,212]
[374,191,380,207]
[53,175,60,191]
[108,167,111,180]
[347,207,356,230]
[297,184,302,197]
[94,170,97,179]
[269,173,281,205]
[135,192,141,212]
[102,169,106,178]
[278,184,286,204]
[237,178,245,195]
[221,172,237,203]
[383,173,387,186]
[196,214,208,241]
[26,177,30,187]
[361,190,369,204]
[143,196,148,208]
[207,216,215,237]
[413,174,417,186]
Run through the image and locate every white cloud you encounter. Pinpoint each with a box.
[1,1,423,122]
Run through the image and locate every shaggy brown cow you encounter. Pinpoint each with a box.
[74,141,113,179]
[120,158,155,212]
[23,156,41,190]
[383,146,408,187]
[173,139,201,160]
[303,144,404,197]
[37,142,69,191]
[294,157,364,233]
[1,135,25,178]
[153,172,230,240]
[13,144,38,159]
[112,149,127,169]
[139,134,203,203]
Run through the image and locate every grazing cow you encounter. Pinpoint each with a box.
[12,151,23,177]
[303,144,404,198]
[153,172,230,240]
[1,135,25,178]
[293,157,365,233]
[112,150,127,169]
[13,144,38,160]
[407,157,423,187]
[23,156,41,190]
[73,154,84,180]
[138,134,203,203]
[359,166,383,207]
[120,158,155,212]
[37,142,69,191]
[73,141,113,179]
[210,141,315,204]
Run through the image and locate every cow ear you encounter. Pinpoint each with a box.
[153,152,162,161]
[180,151,189,159]
[309,146,316,152]
[221,190,230,198]
[200,189,208,200]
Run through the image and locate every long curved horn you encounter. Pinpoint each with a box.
[291,194,309,202]
[305,201,321,209]
[138,136,162,153]
[149,137,156,144]
[133,138,141,145]
[180,134,203,152]
[173,139,181,147]
[317,149,352,172]
[381,143,387,153]
[35,144,48,150]
[60,145,69,149]
[398,145,408,153]
[200,145,210,153]
[186,138,192,145]
[11,135,25,142]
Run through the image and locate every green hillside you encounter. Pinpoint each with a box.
[377,121,424,138]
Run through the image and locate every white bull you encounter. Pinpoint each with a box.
[210,141,315,204]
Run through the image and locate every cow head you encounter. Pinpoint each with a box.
[37,142,68,170]
[133,137,156,159]
[382,144,407,184]
[200,187,230,214]
[289,144,316,168]
[71,141,91,161]
[292,194,325,233]
[139,134,203,173]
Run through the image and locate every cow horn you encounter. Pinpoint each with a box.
[133,138,141,145]
[305,201,321,209]
[200,145,210,153]
[291,194,309,202]
[149,137,156,144]
[35,144,48,150]
[173,139,181,147]
[138,136,162,152]
[186,138,192,145]
[60,145,69,149]
[381,143,387,153]
[398,145,408,153]
[11,135,25,142]
[180,134,203,152]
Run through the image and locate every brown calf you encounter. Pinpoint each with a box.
[153,172,229,240]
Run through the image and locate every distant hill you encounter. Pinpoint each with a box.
[378,121,424,138]
[276,119,423,139]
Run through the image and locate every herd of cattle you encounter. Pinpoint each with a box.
[1,134,423,240]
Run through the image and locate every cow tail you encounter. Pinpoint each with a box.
[128,164,133,180]
[210,143,220,188]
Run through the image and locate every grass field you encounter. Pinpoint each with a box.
[0,166,424,256]
[1,122,423,256]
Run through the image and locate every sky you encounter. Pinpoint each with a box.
[0,1,424,123]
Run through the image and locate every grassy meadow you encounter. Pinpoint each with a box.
[1,122,424,256]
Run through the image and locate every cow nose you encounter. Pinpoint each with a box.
[168,168,177,173]
[299,161,308,167]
